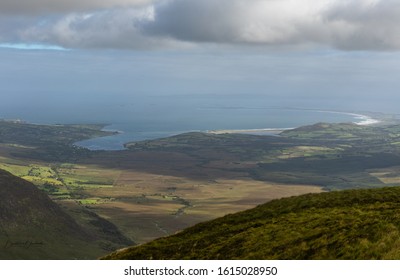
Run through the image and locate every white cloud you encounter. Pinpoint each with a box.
[17,7,180,49]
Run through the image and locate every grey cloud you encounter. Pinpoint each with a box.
[0,0,155,15]
[322,0,400,50]
[143,0,246,43]
[143,0,400,50]
[2,0,400,51]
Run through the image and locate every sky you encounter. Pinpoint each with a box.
[1,0,400,120]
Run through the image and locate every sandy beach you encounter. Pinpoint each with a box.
[207,127,293,135]
[348,113,381,126]
[207,111,381,135]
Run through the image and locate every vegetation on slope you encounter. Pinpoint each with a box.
[103,186,400,260]
[0,120,115,161]
[124,123,400,190]
[0,169,131,259]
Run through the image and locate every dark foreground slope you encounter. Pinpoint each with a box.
[104,186,400,260]
[0,169,128,259]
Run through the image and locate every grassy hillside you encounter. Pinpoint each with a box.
[0,169,131,259]
[124,123,400,190]
[0,120,114,162]
[103,186,400,260]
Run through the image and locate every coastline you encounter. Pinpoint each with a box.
[207,111,381,135]
[315,110,381,126]
[207,127,294,135]
[347,113,381,126]
[4,109,382,151]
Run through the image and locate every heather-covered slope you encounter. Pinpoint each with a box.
[104,186,400,260]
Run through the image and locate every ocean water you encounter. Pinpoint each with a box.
[0,94,373,150]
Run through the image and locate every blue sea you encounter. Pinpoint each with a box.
[0,94,376,150]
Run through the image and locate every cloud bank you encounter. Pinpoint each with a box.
[1,0,400,51]
[0,0,154,14]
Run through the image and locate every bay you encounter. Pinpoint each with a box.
[0,94,375,150]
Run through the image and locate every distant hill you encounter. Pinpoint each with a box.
[0,169,129,259]
[103,186,400,260]
[0,120,115,161]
